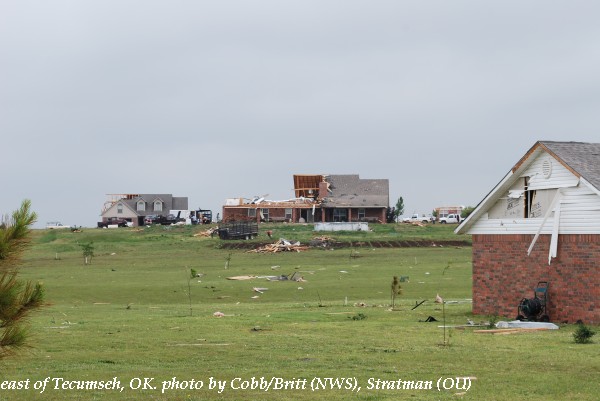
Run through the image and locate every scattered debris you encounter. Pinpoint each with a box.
[193,227,218,237]
[438,320,489,328]
[411,300,426,310]
[213,311,225,317]
[253,287,268,294]
[247,238,309,253]
[266,272,306,282]
[226,275,257,281]
[474,328,552,335]
[495,320,559,330]
[349,313,367,320]
[309,236,335,248]
[420,316,438,322]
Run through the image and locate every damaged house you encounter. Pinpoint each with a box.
[456,141,600,323]
[100,194,189,227]
[222,174,389,224]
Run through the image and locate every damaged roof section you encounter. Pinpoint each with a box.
[223,174,390,224]
[323,175,389,208]
[293,174,324,199]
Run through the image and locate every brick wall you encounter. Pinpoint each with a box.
[472,234,600,324]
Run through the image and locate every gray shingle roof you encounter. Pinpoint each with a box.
[121,194,188,215]
[323,175,389,208]
[541,141,600,190]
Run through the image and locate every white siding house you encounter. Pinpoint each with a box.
[456,141,600,324]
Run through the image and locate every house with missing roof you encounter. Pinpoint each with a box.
[222,174,389,224]
[100,194,189,227]
[456,141,600,324]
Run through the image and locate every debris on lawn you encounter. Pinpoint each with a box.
[227,275,258,280]
[213,311,225,317]
[308,236,335,248]
[253,287,268,293]
[411,300,426,310]
[495,320,559,330]
[419,316,438,322]
[266,272,306,282]
[474,328,552,335]
[193,227,217,237]
[227,273,306,282]
[437,320,490,329]
[247,238,309,253]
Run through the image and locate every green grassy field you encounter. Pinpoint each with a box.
[2,224,598,401]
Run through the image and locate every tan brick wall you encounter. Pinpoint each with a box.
[472,234,600,324]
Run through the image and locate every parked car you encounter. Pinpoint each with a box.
[97,218,131,228]
[156,213,185,225]
[143,215,160,225]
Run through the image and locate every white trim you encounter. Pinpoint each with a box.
[581,177,600,197]
[527,189,562,256]
[549,201,561,264]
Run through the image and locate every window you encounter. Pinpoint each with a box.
[154,201,163,212]
[260,208,269,221]
[285,208,293,221]
[137,201,145,212]
[524,177,538,218]
[248,208,256,218]
[333,208,347,222]
[117,203,123,214]
[358,208,366,220]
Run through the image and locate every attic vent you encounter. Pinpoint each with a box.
[542,159,552,179]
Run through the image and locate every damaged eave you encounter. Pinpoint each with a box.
[455,168,516,234]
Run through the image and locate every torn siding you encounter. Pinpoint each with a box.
[465,147,600,235]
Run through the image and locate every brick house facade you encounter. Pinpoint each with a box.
[472,234,600,323]
[457,141,600,324]
[222,174,389,224]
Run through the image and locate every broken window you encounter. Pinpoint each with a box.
[261,208,269,221]
[524,177,540,218]
[285,208,292,220]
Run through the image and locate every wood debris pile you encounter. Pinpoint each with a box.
[409,221,426,227]
[309,235,336,248]
[247,238,309,253]
[193,227,217,237]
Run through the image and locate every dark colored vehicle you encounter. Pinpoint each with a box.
[155,212,185,225]
[97,218,130,228]
[217,221,258,240]
[143,215,160,225]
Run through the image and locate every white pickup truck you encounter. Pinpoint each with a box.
[439,213,461,224]
[402,213,434,223]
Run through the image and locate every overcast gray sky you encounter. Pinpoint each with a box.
[2,1,600,228]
